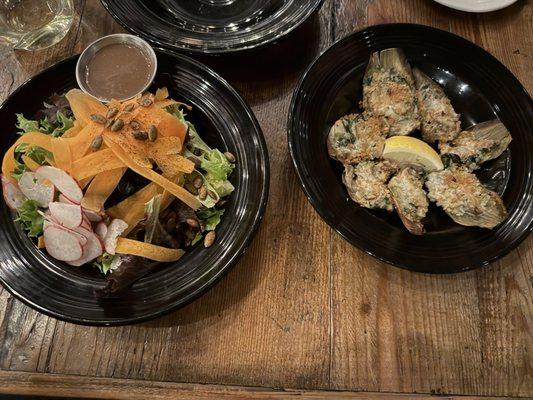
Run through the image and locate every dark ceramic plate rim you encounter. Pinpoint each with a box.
[99,0,325,55]
[287,23,533,274]
[0,50,269,325]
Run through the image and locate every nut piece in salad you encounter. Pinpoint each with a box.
[362,48,420,136]
[1,87,236,295]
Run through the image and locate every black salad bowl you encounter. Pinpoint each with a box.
[0,50,269,325]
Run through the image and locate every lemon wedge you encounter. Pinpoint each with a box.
[382,136,444,172]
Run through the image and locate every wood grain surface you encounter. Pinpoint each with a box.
[0,0,531,398]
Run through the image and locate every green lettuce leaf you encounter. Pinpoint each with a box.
[12,158,27,181]
[15,199,44,237]
[93,252,120,275]
[197,208,225,231]
[16,111,74,137]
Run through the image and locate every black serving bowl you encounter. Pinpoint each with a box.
[0,50,269,325]
[100,0,324,54]
[288,23,533,273]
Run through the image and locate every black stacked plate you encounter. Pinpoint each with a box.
[288,24,533,273]
[100,0,324,54]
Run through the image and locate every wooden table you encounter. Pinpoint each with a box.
[0,0,531,399]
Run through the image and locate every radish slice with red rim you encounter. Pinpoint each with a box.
[59,193,78,205]
[95,222,108,239]
[83,209,102,222]
[43,219,88,246]
[35,166,82,204]
[1,175,26,209]
[44,225,83,262]
[49,202,83,229]
[18,171,55,208]
[67,227,104,266]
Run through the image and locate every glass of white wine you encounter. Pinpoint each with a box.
[0,0,73,51]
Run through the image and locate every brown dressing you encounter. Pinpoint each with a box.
[84,43,152,101]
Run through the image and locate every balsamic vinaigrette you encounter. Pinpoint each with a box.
[83,43,152,101]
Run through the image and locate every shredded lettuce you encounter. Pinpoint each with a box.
[15,199,44,237]
[16,111,73,137]
[93,252,121,275]
[12,158,27,181]
[15,143,53,165]
[165,105,235,204]
[197,208,225,231]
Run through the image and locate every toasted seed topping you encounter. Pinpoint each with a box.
[137,95,153,107]
[186,218,199,228]
[90,114,106,124]
[198,185,207,200]
[148,125,157,141]
[110,119,124,131]
[129,120,141,130]
[204,231,216,247]
[165,217,177,232]
[106,107,118,119]
[207,189,217,199]
[185,182,198,195]
[90,135,103,151]
[193,177,203,189]
[124,103,135,112]
[133,130,148,140]
[105,118,114,129]
[224,151,236,163]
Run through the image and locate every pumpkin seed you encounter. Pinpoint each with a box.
[124,103,135,112]
[193,177,203,189]
[90,114,106,124]
[133,130,148,140]
[105,118,114,129]
[198,185,207,200]
[90,135,103,151]
[129,120,141,130]
[137,95,153,107]
[106,107,118,119]
[207,189,217,199]
[204,231,216,247]
[148,125,157,141]
[110,119,124,131]
[224,151,236,163]
[186,218,199,228]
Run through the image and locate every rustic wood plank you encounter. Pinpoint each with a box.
[330,0,532,397]
[0,0,531,397]
[0,370,526,400]
[0,0,334,390]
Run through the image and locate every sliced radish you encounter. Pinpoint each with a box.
[59,193,78,205]
[83,209,102,222]
[95,222,108,240]
[67,227,104,266]
[44,225,83,262]
[80,214,91,230]
[2,175,26,209]
[103,219,128,255]
[49,202,83,229]
[43,219,88,246]
[35,166,82,204]
[18,171,55,208]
